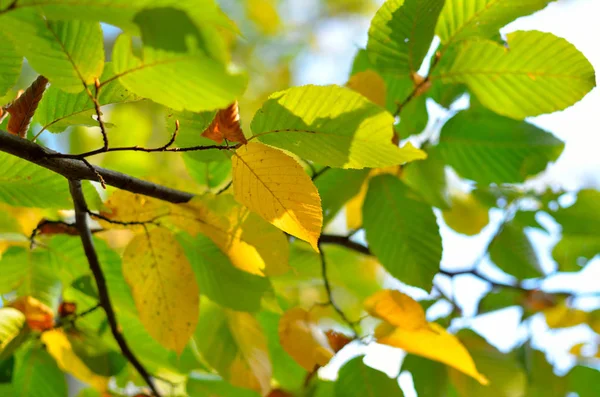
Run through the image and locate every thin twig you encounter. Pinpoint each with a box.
[88,210,162,227]
[52,303,101,330]
[92,79,109,151]
[311,166,330,181]
[318,242,359,338]
[69,179,161,397]
[216,180,232,195]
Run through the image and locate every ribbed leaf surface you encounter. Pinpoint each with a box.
[1,14,104,93]
[433,31,596,119]
[489,222,543,280]
[436,0,554,45]
[438,108,564,184]
[367,0,445,74]
[0,32,22,97]
[251,85,426,168]
[363,175,441,290]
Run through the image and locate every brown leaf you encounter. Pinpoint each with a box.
[325,330,352,353]
[36,220,80,236]
[201,101,247,144]
[267,390,294,397]
[8,296,54,331]
[6,75,49,138]
[58,302,77,318]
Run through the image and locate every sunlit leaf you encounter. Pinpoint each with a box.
[442,192,489,235]
[543,304,588,329]
[251,85,426,168]
[0,33,22,97]
[346,70,387,107]
[278,307,334,371]
[232,142,322,251]
[7,296,53,332]
[0,308,28,359]
[367,0,445,74]
[122,228,199,353]
[433,31,596,119]
[365,289,430,330]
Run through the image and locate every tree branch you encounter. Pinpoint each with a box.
[69,179,161,397]
[0,130,194,203]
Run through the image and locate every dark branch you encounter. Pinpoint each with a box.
[0,130,194,203]
[52,303,101,330]
[69,179,161,397]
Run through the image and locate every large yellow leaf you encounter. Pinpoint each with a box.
[42,330,108,391]
[122,228,199,353]
[171,194,289,276]
[232,142,322,251]
[365,289,488,385]
[100,190,170,229]
[346,70,387,108]
[278,307,335,371]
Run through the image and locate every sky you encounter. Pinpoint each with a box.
[290,0,600,391]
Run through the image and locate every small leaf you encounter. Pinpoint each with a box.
[232,142,323,251]
[0,308,28,359]
[363,175,441,290]
[442,192,489,236]
[201,101,247,144]
[489,222,543,280]
[278,307,335,371]
[335,355,404,396]
[6,76,49,137]
[42,329,109,391]
[366,289,488,384]
[122,228,199,352]
[433,31,596,119]
[7,296,54,331]
[325,331,352,353]
[543,304,588,329]
[367,0,446,74]
[13,346,68,397]
[346,70,387,107]
[251,85,426,168]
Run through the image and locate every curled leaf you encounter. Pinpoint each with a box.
[7,75,49,138]
[202,101,247,144]
[8,296,54,331]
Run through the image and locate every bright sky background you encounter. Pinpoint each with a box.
[289,0,600,391]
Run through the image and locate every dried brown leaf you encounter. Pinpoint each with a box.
[201,101,247,144]
[7,75,49,138]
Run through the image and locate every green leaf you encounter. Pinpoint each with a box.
[316,168,369,226]
[112,33,247,112]
[553,236,600,272]
[436,0,554,46]
[433,31,596,119]
[0,247,61,308]
[184,157,232,189]
[523,346,568,397]
[438,108,564,184]
[0,152,101,209]
[1,13,104,93]
[177,233,270,312]
[363,175,441,290]
[34,64,138,133]
[0,356,14,382]
[402,355,448,397]
[168,110,230,163]
[449,330,527,397]
[335,355,404,396]
[568,366,600,397]
[186,374,260,397]
[477,289,524,314]
[14,345,68,397]
[0,309,28,360]
[256,311,307,391]
[367,0,445,74]
[251,85,426,168]
[489,222,543,280]
[402,146,450,209]
[0,32,22,97]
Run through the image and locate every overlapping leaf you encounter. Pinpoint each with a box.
[13,346,68,397]
[442,192,489,235]
[232,142,322,251]
[1,15,104,93]
[367,0,445,74]
[335,355,404,396]
[316,168,369,226]
[172,194,289,276]
[436,0,555,46]
[366,290,488,384]
[0,308,28,359]
[363,175,441,290]
[489,222,543,280]
[438,107,564,183]
[402,146,450,209]
[0,32,22,97]
[122,228,199,353]
[433,31,596,119]
[251,85,426,168]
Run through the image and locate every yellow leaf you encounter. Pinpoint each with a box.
[245,0,281,36]
[346,70,387,108]
[543,304,588,329]
[442,192,489,236]
[8,296,54,331]
[232,142,322,251]
[42,330,108,391]
[377,322,488,385]
[278,307,335,371]
[364,289,430,331]
[100,190,170,229]
[365,289,488,385]
[122,228,199,353]
[569,342,586,357]
[171,194,289,276]
[227,310,272,395]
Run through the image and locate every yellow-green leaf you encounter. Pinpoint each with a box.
[42,329,109,391]
[171,194,289,276]
[433,31,596,119]
[366,289,488,384]
[122,228,199,352]
[346,70,387,107]
[278,307,335,371]
[232,142,323,251]
[442,192,489,236]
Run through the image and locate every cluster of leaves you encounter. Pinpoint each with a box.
[0,0,599,396]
